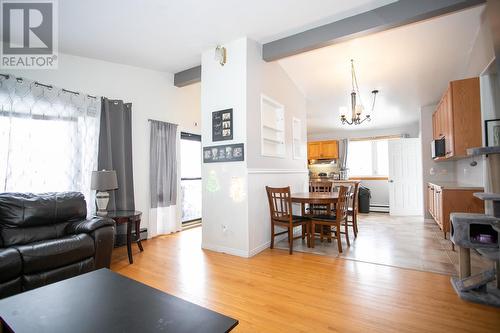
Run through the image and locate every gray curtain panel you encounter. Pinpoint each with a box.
[98,98,135,211]
[338,138,349,172]
[150,120,178,208]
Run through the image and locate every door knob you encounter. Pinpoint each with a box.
[388,180,394,183]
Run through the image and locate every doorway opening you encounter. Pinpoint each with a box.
[180,132,202,228]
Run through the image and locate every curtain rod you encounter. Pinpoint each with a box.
[0,73,97,99]
[148,119,179,126]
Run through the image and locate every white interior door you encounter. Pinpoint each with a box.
[388,138,423,216]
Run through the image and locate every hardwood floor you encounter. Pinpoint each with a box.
[275,213,492,275]
[111,227,500,333]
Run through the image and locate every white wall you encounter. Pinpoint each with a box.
[201,38,249,256]
[461,11,495,78]
[246,38,308,253]
[359,179,389,208]
[200,37,308,257]
[246,39,308,171]
[307,121,419,141]
[4,53,201,231]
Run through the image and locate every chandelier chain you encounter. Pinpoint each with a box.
[340,59,378,126]
[350,59,363,107]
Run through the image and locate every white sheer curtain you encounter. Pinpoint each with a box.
[0,75,100,214]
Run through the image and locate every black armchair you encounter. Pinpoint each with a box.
[0,192,115,299]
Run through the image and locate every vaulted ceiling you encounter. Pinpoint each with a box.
[58,0,394,73]
[278,6,486,134]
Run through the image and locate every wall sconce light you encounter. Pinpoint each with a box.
[215,45,227,66]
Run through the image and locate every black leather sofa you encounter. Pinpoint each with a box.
[0,192,115,299]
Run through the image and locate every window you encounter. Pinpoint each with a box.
[347,139,389,177]
[180,132,202,223]
[0,76,100,214]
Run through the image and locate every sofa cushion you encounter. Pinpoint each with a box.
[0,277,22,299]
[1,222,68,247]
[0,248,22,283]
[23,257,94,291]
[0,192,86,228]
[15,234,95,274]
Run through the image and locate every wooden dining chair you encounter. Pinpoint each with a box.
[308,181,334,216]
[345,182,360,237]
[266,186,311,254]
[309,181,334,193]
[310,186,350,253]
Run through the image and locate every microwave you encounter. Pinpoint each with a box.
[431,138,446,159]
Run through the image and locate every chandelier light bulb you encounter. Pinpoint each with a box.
[355,104,364,115]
[339,106,348,117]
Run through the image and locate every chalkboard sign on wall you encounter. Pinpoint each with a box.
[212,108,233,141]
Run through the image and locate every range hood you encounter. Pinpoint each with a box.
[309,159,336,165]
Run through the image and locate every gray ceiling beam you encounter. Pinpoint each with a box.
[485,0,500,75]
[174,65,201,87]
[262,0,486,61]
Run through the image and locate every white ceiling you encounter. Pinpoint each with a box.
[58,0,395,72]
[278,6,485,135]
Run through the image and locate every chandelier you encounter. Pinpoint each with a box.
[339,59,379,125]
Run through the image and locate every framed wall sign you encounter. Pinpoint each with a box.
[203,143,244,163]
[485,119,500,147]
[212,108,233,141]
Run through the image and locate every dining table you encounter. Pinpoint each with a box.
[290,191,343,246]
[291,191,339,218]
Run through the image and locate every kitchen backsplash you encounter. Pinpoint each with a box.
[308,162,339,177]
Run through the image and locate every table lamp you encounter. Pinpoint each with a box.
[91,170,118,216]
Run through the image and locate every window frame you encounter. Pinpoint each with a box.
[347,138,390,179]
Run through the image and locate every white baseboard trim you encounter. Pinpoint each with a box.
[247,168,308,174]
[249,241,270,257]
[248,227,302,257]
[201,242,250,258]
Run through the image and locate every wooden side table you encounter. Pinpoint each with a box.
[107,210,143,264]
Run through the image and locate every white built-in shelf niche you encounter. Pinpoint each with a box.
[292,117,302,159]
[261,94,285,158]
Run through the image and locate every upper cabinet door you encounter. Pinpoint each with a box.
[443,86,454,157]
[307,142,321,159]
[321,141,339,159]
[431,77,481,161]
[450,78,481,157]
[432,112,438,140]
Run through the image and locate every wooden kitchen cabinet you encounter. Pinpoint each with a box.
[307,142,321,159]
[432,77,481,160]
[307,140,338,160]
[427,182,484,238]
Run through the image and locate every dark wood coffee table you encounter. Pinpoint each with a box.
[0,269,238,333]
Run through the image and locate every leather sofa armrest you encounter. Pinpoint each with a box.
[66,217,116,269]
[66,217,115,235]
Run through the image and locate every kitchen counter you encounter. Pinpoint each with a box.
[309,177,361,183]
[428,181,483,191]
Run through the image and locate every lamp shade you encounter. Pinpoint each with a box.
[91,170,118,191]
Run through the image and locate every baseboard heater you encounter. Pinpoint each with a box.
[370,204,389,213]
